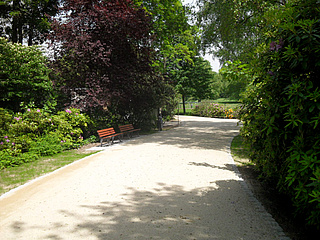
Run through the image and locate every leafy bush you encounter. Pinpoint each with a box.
[0,107,90,169]
[0,37,55,112]
[240,0,320,227]
[29,133,64,156]
[192,102,237,119]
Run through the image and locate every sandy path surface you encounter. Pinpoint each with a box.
[0,116,289,240]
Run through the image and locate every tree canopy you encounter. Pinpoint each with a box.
[172,56,213,113]
[196,0,280,63]
[0,37,54,111]
[48,0,170,127]
[0,0,59,45]
[133,0,198,74]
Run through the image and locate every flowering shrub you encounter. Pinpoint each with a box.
[192,102,238,119]
[239,1,320,226]
[0,107,90,169]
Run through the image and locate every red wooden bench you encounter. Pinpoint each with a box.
[119,124,141,138]
[97,127,123,146]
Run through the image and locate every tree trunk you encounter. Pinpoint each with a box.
[28,25,33,46]
[28,8,35,46]
[18,17,23,44]
[11,0,21,43]
[12,1,18,43]
[182,94,186,115]
[12,16,18,43]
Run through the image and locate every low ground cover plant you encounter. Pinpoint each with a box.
[0,107,91,169]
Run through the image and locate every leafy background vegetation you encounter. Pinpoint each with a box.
[1,0,319,230]
[197,0,320,227]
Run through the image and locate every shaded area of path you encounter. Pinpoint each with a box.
[0,116,289,239]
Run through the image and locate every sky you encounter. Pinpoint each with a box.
[181,0,221,72]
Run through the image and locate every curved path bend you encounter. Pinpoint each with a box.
[0,116,289,240]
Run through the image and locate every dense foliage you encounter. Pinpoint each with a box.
[240,0,320,226]
[198,0,320,227]
[0,0,59,45]
[192,102,235,119]
[172,57,214,113]
[48,0,169,129]
[0,107,91,169]
[0,37,55,112]
[219,61,252,100]
[134,0,197,73]
[196,0,275,63]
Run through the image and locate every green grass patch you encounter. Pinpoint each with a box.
[212,98,241,110]
[230,134,253,166]
[176,98,241,115]
[0,148,100,196]
[176,108,193,115]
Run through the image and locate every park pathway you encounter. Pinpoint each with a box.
[0,116,289,239]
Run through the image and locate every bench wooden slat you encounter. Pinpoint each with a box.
[97,127,123,146]
[119,124,140,138]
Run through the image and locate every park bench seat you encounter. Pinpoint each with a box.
[97,127,123,146]
[119,124,141,138]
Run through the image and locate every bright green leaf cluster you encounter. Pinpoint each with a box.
[0,107,91,169]
[0,37,55,112]
[239,0,320,227]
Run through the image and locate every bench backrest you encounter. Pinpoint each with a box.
[97,128,116,138]
[119,124,134,132]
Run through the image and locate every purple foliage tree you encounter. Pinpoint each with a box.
[49,0,166,126]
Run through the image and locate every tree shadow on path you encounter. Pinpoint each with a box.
[126,117,240,152]
[4,117,286,239]
[47,181,282,240]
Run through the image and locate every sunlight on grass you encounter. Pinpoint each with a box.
[230,134,253,166]
[0,149,100,196]
[176,98,241,115]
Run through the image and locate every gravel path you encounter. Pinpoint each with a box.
[0,116,290,239]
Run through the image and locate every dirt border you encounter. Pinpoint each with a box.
[235,159,319,240]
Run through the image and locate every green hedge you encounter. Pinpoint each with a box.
[240,1,320,227]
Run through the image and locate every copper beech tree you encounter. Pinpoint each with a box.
[49,0,168,126]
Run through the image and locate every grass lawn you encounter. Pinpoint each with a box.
[0,147,100,196]
[176,98,241,115]
[212,98,241,110]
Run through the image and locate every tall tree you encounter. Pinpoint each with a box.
[196,0,280,63]
[133,0,198,73]
[49,0,166,127]
[0,0,59,45]
[172,56,213,113]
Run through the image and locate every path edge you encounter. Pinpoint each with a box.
[227,134,291,240]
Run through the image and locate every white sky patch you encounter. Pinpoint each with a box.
[182,0,221,72]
